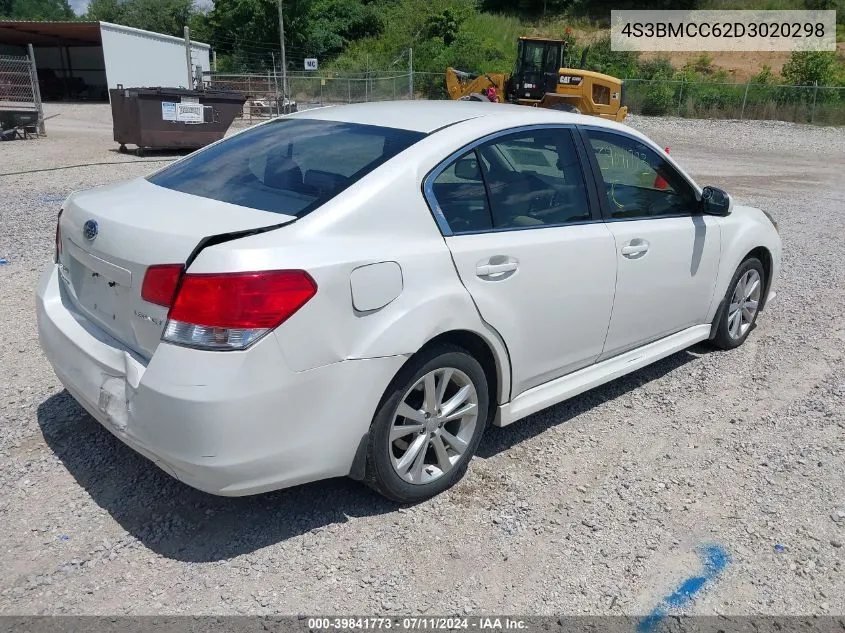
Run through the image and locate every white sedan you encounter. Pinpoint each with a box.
[36,101,781,502]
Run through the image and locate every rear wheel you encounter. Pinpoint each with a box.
[365,345,489,502]
[712,257,765,350]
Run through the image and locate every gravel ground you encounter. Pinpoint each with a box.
[0,104,843,616]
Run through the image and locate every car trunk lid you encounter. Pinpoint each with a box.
[57,177,294,359]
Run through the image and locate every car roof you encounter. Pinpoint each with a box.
[286,100,631,135]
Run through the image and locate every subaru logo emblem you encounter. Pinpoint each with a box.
[83,220,98,241]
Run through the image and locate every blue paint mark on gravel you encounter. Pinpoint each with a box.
[637,544,730,632]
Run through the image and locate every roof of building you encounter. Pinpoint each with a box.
[0,21,101,47]
[0,20,210,48]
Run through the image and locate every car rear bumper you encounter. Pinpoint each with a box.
[36,264,407,496]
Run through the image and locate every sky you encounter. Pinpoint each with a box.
[68,0,89,13]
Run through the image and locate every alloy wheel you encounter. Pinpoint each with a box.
[389,367,479,485]
[728,268,762,340]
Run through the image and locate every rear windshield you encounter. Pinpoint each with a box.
[147,118,426,217]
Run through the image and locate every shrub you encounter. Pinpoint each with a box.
[641,82,675,115]
[692,52,714,75]
[638,55,674,80]
[782,51,838,86]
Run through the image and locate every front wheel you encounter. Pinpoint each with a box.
[712,257,765,350]
[365,345,489,502]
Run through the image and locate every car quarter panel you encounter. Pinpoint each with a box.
[187,142,515,403]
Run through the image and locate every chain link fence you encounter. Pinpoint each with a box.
[205,70,416,122]
[623,78,845,126]
[0,51,44,135]
[205,69,845,126]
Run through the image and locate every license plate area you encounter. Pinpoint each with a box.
[70,254,122,322]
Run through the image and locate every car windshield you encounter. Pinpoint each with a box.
[147,118,426,217]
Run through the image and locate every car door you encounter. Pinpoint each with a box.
[425,126,617,398]
[579,127,722,360]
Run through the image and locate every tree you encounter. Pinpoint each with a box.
[782,51,838,86]
[122,0,194,37]
[303,0,382,57]
[206,0,311,70]
[426,8,461,46]
[480,0,570,16]
[86,0,195,38]
[84,0,121,22]
[1,0,74,19]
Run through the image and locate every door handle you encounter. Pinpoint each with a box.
[476,262,518,276]
[621,240,649,257]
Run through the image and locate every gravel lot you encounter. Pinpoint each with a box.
[0,104,843,617]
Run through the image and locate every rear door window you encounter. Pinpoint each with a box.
[431,150,493,233]
[477,128,591,228]
[147,119,425,217]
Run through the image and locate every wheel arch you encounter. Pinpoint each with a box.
[745,245,773,311]
[417,330,504,414]
[348,327,510,482]
[708,244,774,340]
[708,209,780,326]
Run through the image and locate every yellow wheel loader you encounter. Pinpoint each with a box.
[445,37,628,121]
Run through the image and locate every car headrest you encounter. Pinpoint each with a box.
[264,157,303,191]
[304,170,348,195]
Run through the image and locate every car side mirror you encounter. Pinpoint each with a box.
[700,186,732,216]
[454,156,480,181]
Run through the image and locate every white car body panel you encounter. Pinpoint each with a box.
[36,101,782,496]
[600,215,722,359]
[704,204,782,323]
[37,265,407,495]
[58,178,293,358]
[445,224,617,397]
[499,324,713,426]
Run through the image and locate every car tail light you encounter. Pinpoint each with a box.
[54,209,63,263]
[141,264,184,307]
[162,270,317,350]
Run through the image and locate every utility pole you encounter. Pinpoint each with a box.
[277,0,287,102]
[408,47,413,100]
[183,26,193,88]
[27,43,44,135]
[271,52,280,116]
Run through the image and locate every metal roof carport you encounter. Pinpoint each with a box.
[0,21,211,102]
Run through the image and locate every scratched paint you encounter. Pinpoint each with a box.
[637,545,730,633]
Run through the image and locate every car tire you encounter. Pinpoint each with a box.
[365,345,489,503]
[712,257,765,350]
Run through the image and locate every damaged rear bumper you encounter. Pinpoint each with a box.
[36,264,405,496]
